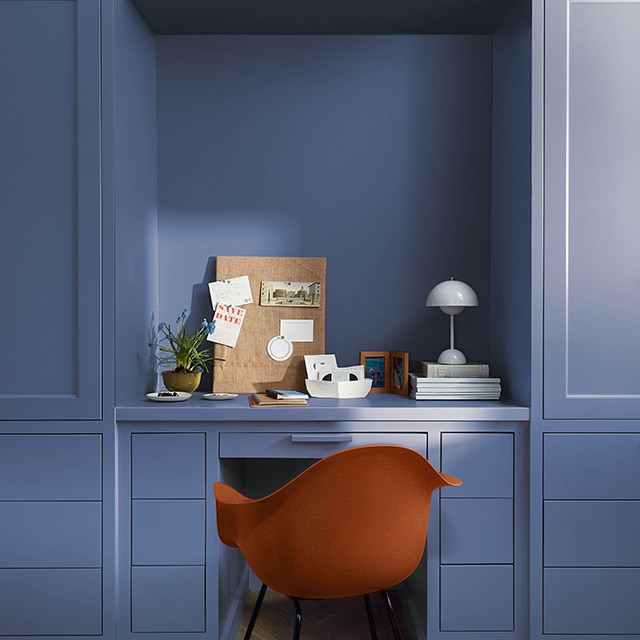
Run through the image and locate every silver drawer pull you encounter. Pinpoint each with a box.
[290,435,354,444]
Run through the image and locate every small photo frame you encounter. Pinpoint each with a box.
[390,351,409,395]
[359,351,390,392]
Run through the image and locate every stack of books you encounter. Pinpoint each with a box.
[421,361,490,378]
[410,362,501,400]
[249,389,309,407]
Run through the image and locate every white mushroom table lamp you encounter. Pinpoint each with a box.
[426,278,479,364]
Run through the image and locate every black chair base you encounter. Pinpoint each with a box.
[243,583,405,640]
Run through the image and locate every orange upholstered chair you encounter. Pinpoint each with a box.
[214,444,462,640]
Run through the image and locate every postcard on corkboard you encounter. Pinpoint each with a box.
[212,256,326,394]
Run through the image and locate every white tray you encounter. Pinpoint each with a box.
[305,378,372,399]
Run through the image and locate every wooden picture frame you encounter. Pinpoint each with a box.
[390,351,409,395]
[359,351,390,392]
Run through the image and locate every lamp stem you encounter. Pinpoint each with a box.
[449,314,455,350]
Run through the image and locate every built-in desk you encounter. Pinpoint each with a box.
[116,393,530,423]
[115,394,529,640]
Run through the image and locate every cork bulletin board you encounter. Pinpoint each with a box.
[212,256,326,393]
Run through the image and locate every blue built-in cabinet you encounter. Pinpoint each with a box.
[543,0,640,420]
[543,434,640,635]
[0,0,102,421]
[9,0,640,638]
[0,0,109,638]
[439,433,518,634]
[0,435,103,636]
[129,433,207,634]
[531,1,640,638]
[113,410,529,640]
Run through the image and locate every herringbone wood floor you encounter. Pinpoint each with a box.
[234,588,411,640]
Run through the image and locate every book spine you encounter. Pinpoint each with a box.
[265,389,309,399]
[421,362,489,378]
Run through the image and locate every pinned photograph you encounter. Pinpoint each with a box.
[260,281,321,307]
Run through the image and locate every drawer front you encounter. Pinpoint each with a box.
[132,500,206,566]
[544,433,640,499]
[132,433,205,498]
[0,502,101,568]
[440,498,513,565]
[544,568,640,634]
[131,566,205,633]
[0,568,102,636]
[544,500,640,567]
[440,565,514,632]
[441,432,513,498]
[219,432,427,458]
[0,434,101,500]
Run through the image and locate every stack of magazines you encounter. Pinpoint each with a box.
[249,389,309,407]
[409,373,501,400]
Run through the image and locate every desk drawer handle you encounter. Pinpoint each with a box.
[290,435,354,444]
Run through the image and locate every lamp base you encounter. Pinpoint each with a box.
[437,349,467,364]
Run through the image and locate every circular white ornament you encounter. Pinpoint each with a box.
[267,335,293,361]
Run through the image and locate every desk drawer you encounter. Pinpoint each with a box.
[0,434,101,500]
[0,502,101,568]
[544,500,640,567]
[544,433,640,499]
[219,432,427,458]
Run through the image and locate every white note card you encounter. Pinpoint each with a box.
[207,303,246,348]
[208,275,253,308]
[280,319,314,342]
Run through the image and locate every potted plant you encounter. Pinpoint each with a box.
[151,309,220,392]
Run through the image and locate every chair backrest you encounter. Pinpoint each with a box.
[215,444,462,599]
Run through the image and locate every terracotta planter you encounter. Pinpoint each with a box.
[161,370,202,393]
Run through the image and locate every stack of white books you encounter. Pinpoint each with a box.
[409,373,501,400]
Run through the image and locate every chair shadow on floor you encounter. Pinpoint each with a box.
[234,588,413,640]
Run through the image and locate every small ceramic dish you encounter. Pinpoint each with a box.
[146,391,192,402]
[203,392,239,401]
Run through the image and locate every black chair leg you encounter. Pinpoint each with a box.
[364,593,378,640]
[288,596,303,640]
[243,582,268,640]
[381,589,404,640]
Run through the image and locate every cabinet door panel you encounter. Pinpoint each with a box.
[545,501,640,567]
[0,502,101,568]
[440,498,513,564]
[544,0,640,419]
[131,566,205,633]
[544,433,640,499]
[440,565,514,631]
[0,568,102,636]
[0,434,102,500]
[0,0,102,420]
[544,568,640,634]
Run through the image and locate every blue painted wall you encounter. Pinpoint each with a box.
[155,35,493,373]
[114,0,159,401]
[490,0,532,403]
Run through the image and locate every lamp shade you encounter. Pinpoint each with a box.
[426,278,478,315]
